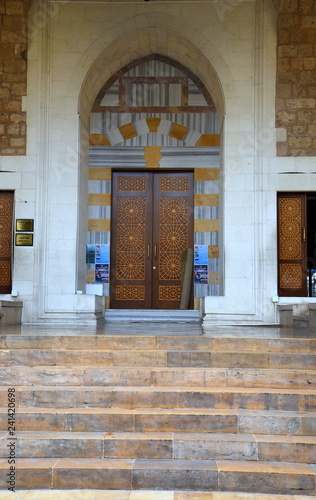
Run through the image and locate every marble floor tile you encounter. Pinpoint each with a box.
[0,323,314,339]
[23,490,131,499]
[0,492,315,500]
[212,494,255,500]
[0,493,29,500]
[255,496,295,500]
[174,493,214,499]
[129,491,174,499]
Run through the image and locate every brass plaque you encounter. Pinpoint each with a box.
[16,219,34,232]
[15,233,33,246]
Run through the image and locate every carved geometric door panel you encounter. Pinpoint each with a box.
[152,172,194,309]
[110,171,194,309]
[0,191,14,294]
[278,193,307,297]
[111,172,153,309]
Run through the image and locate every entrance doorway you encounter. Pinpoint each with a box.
[110,171,194,309]
[278,192,316,297]
[0,191,14,294]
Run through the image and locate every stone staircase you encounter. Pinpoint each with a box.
[0,333,315,494]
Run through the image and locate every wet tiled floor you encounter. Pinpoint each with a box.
[0,322,314,338]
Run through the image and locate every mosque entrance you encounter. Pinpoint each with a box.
[87,55,221,309]
[110,170,194,309]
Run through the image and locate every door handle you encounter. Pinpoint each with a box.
[154,244,157,260]
[302,228,306,242]
[147,244,150,260]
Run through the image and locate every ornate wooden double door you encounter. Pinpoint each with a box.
[110,171,194,309]
[278,192,316,297]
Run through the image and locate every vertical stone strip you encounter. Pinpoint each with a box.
[0,0,29,155]
[276,0,316,156]
[194,167,220,304]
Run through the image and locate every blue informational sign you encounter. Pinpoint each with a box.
[95,244,109,264]
[95,264,109,283]
[86,244,95,264]
[194,245,208,284]
[86,244,110,283]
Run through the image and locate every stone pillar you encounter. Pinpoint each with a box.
[308,303,316,333]
[278,304,293,328]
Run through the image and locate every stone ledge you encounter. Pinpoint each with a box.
[0,300,22,308]
[0,300,23,325]
[278,303,316,332]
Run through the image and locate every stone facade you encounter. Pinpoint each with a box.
[0,0,29,155]
[1,1,315,158]
[276,0,316,156]
[0,0,315,325]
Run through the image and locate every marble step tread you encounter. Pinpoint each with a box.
[0,335,315,353]
[0,407,315,435]
[1,365,315,389]
[0,491,315,500]
[2,385,316,410]
[104,309,200,322]
[0,458,315,494]
[2,349,316,368]
[2,430,316,462]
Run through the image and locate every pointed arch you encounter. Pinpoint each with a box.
[93,54,216,112]
[78,28,228,126]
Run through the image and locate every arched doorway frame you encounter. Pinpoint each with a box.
[77,28,232,306]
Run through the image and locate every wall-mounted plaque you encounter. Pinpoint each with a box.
[16,219,34,232]
[15,233,33,246]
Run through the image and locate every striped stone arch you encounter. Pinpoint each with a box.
[89,118,220,148]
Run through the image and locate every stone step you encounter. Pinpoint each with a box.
[2,348,316,368]
[1,407,315,435]
[0,492,314,500]
[3,385,316,410]
[3,431,316,463]
[102,432,316,463]
[1,365,316,389]
[1,493,314,500]
[0,458,315,494]
[105,309,201,322]
[0,335,315,353]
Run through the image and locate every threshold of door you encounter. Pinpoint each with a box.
[105,309,200,323]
